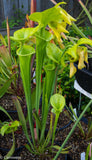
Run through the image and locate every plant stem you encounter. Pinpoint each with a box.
[52,113,59,145]
[72,22,87,38]
[78,0,92,25]
[77,0,89,21]
[18,55,35,144]
[53,99,92,160]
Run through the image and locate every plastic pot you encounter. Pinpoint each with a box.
[74,58,92,94]
[65,154,74,160]
[0,110,17,122]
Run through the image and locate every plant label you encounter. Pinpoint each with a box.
[74,80,92,99]
[33,71,36,84]
[73,108,77,120]
[81,152,85,160]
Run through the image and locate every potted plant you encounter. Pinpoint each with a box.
[72,0,92,93]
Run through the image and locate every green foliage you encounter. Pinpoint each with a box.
[4,35,19,59]
[0,107,15,160]
[0,8,26,29]
[78,0,92,25]
[0,34,23,97]
[57,64,79,106]
[81,104,92,115]
[1,1,92,159]
[83,26,92,37]
[0,120,20,136]
[66,104,92,139]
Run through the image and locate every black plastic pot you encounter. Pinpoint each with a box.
[0,110,17,122]
[74,58,92,94]
[65,154,74,160]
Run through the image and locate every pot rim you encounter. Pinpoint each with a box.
[74,63,92,76]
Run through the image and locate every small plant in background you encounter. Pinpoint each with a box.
[71,0,92,41]
[65,103,92,139]
[0,20,23,97]
[0,106,21,159]
[77,0,92,52]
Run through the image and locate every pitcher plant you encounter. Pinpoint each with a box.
[0,2,92,159]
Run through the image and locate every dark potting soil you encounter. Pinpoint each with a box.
[0,94,92,160]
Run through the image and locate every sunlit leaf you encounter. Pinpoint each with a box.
[29,2,75,28]
[52,145,70,154]
[0,120,20,136]
[70,62,77,78]
[65,44,78,62]
[10,26,40,41]
[35,29,53,41]
[17,44,35,56]
[77,38,92,46]
[17,44,35,144]
[77,46,88,69]
[49,22,68,42]
[46,43,63,63]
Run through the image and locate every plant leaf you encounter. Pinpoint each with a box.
[70,62,77,78]
[0,45,12,66]
[29,2,75,27]
[0,106,13,121]
[77,38,92,46]
[0,76,14,98]
[65,44,78,62]
[17,44,35,56]
[0,34,7,46]
[24,143,33,154]
[33,110,41,130]
[85,143,90,160]
[10,26,40,41]
[35,29,53,41]
[50,94,65,113]
[13,97,34,150]
[0,120,20,136]
[46,43,63,63]
[52,145,70,153]
[17,44,35,143]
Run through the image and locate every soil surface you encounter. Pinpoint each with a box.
[0,94,92,160]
